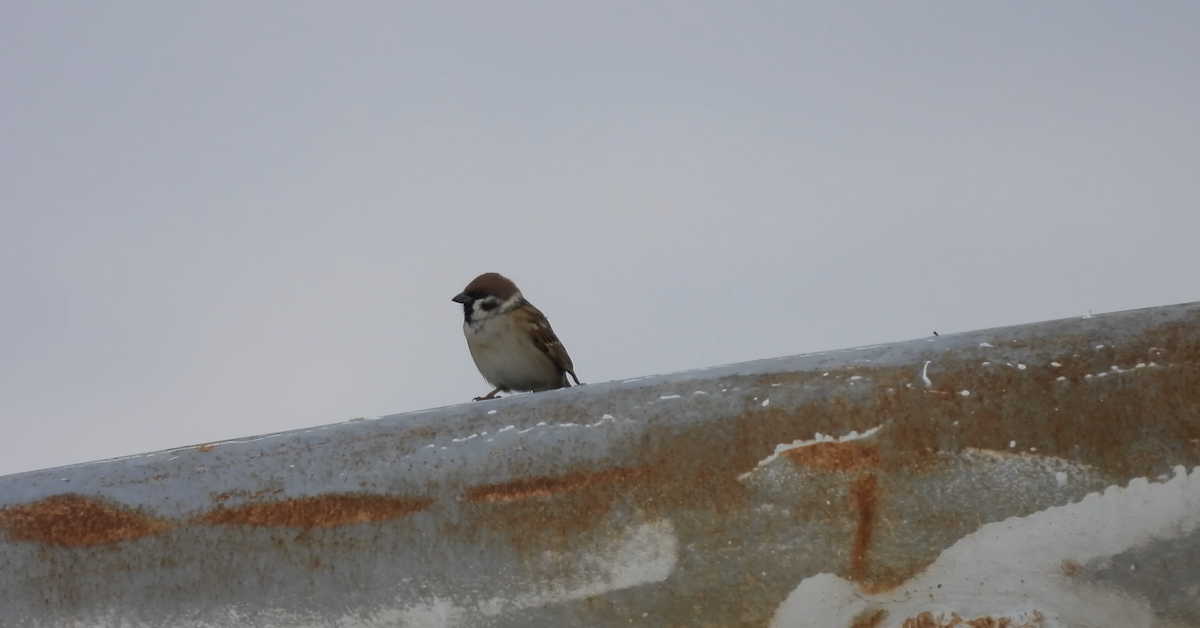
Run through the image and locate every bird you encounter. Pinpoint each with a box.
[451,272,581,401]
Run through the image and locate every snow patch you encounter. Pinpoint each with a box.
[747,425,884,473]
[770,466,1200,628]
[392,520,677,627]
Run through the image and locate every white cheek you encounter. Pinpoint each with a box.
[469,301,502,322]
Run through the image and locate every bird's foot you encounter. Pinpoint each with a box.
[473,388,502,402]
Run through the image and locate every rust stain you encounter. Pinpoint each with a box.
[782,440,891,592]
[0,494,169,547]
[194,493,432,529]
[849,473,880,586]
[901,610,1044,628]
[451,441,749,554]
[465,466,650,503]
[196,443,217,452]
[781,440,881,473]
[850,608,889,628]
[211,487,283,503]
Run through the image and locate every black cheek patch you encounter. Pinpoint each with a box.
[480,300,499,312]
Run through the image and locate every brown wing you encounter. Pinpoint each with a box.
[522,303,581,386]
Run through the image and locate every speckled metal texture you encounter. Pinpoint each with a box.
[2,302,1199,628]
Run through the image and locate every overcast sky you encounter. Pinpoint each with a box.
[1,3,1198,477]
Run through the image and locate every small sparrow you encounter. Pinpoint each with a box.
[452,273,581,401]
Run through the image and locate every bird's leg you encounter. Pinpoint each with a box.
[473,388,502,401]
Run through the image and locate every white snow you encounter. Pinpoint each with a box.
[769,466,1200,628]
[746,425,884,472]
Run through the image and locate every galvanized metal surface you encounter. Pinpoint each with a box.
[2,303,1200,628]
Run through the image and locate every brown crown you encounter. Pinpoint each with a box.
[461,272,520,300]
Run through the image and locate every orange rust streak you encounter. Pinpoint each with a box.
[465,466,650,503]
[195,493,432,529]
[850,608,889,628]
[0,493,169,547]
[900,611,1043,628]
[849,473,879,584]
[781,441,881,473]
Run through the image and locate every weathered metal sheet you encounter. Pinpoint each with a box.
[2,302,1199,627]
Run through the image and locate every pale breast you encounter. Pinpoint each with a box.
[463,316,565,391]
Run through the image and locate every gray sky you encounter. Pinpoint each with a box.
[2,3,1198,477]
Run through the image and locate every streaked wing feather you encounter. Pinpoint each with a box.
[523,304,577,381]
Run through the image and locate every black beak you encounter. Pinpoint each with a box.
[452,293,470,304]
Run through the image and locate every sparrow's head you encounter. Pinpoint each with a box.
[452,272,521,323]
